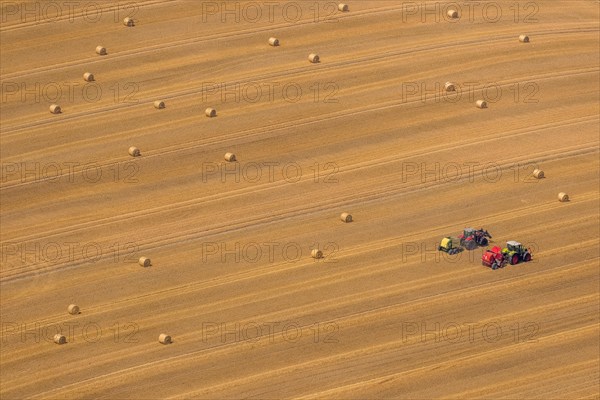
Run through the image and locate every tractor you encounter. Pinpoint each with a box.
[438,237,464,255]
[482,241,532,269]
[502,240,532,265]
[459,228,492,250]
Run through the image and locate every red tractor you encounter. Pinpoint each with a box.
[459,228,492,250]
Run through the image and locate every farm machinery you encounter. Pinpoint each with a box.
[481,246,506,269]
[438,227,492,254]
[458,228,492,250]
[437,237,464,255]
[482,241,532,269]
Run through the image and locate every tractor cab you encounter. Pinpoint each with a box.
[505,240,522,253]
[459,227,484,250]
[461,228,476,238]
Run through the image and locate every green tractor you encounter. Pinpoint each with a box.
[502,241,532,265]
[438,237,464,255]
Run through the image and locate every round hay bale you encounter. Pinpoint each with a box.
[224,152,236,162]
[154,100,165,109]
[128,146,140,157]
[159,334,172,344]
[447,9,458,18]
[338,3,349,12]
[54,334,66,344]
[83,72,94,82]
[340,212,352,223]
[533,169,544,179]
[95,45,106,55]
[49,104,61,114]
[476,100,487,109]
[268,37,279,46]
[123,17,134,27]
[558,192,569,202]
[311,249,323,259]
[68,304,80,315]
[308,53,320,63]
[519,34,530,43]
[205,107,217,117]
[444,82,455,92]
[139,257,151,267]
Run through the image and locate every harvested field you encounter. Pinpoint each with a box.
[1,1,599,399]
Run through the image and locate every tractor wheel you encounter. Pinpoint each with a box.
[465,240,477,251]
[524,253,531,262]
[511,254,519,265]
[480,237,488,246]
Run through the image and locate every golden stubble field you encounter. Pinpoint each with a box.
[1,1,599,398]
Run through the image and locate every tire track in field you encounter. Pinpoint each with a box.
[0,0,176,32]
[180,306,600,399]
[293,325,598,400]
[2,65,596,184]
[7,288,597,398]
[19,261,597,399]
[5,255,596,381]
[2,141,597,282]
[2,26,596,135]
[2,138,597,282]
[0,3,408,77]
[3,58,597,162]
[3,213,596,350]
[452,359,599,399]
[3,16,594,82]
[7,208,596,349]
[4,126,597,248]
[58,236,600,354]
